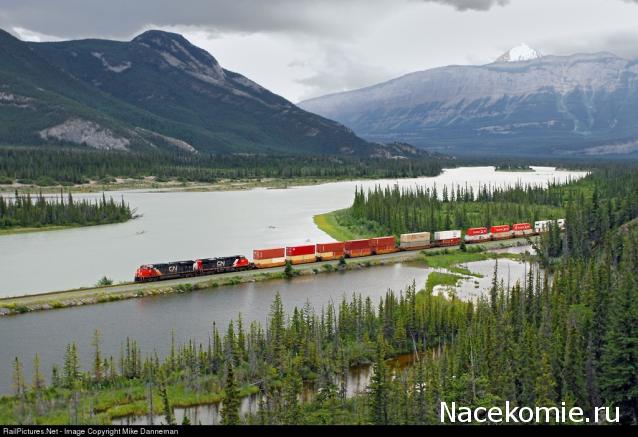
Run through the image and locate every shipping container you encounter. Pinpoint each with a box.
[253,257,287,268]
[512,222,534,237]
[534,220,550,232]
[490,224,512,240]
[464,229,490,242]
[286,245,315,256]
[490,224,511,234]
[375,246,398,254]
[370,236,396,254]
[436,238,462,247]
[465,227,490,243]
[466,227,488,236]
[316,242,346,253]
[345,239,373,250]
[316,252,343,261]
[371,236,396,247]
[287,254,317,265]
[400,241,431,250]
[345,239,373,257]
[434,230,461,241]
[316,242,346,260]
[253,247,285,260]
[512,223,531,231]
[399,232,430,243]
[346,248,373,258]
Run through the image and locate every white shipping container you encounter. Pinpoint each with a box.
[464,234,491,242]
[434,230,461,240]
[534,220,555,232]
[400,232,430,243]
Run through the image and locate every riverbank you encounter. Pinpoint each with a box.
[0,238,533,317]
[0,219,138,237]
[0,173,436,195]
[0,224,83,236]
[494,167,534,172]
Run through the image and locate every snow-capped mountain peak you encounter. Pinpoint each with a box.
[496,43,543,63]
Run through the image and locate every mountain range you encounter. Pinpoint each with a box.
[0,29,409,157]
[299,48,638,157]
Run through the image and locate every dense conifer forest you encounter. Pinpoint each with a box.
[1,165,637,425]
[0,147,445,185]
[0,192,133,229]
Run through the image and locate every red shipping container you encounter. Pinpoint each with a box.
[316,242,346,253]
[345,239,373,250]
[253,247,285,260]
[371,236,396,247]
[467,227,488,236]
[286,245,315,256]
[490,225,510,234]
[512,223,531,231]
[347,248,373,258]
[438,238,462,247]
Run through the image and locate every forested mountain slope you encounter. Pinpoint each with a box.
[0,29,391,156]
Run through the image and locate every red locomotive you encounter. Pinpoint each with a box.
[135,255,251,282]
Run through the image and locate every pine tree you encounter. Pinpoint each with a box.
[92,329,103,382]
[600,236,638,424]
[221,362,241,425]
[12,357,25,397]
[63,342,80,388]
[159,371,175,425]
[32,353,45,392]
[368,335,389,424]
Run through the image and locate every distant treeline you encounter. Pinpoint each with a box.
[344,181,568,238]
[494,163,533,171]
[0,147,446,185]
[0,191,133,229]
[341,165,638,259]
[453,155,603,171]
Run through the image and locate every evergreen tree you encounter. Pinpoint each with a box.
[32,353,45,393]
[221,363,241,425]
[368,335,390,424]
[12,357,25,398]
[600,237,638,424]
[92,329,103,382]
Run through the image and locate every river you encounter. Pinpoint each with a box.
[0,246,539,395]
[0,263,432,394]
[0,166,585,297]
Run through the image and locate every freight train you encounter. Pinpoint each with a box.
[133,219,565,282]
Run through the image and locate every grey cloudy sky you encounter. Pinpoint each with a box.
[2,0,638,102]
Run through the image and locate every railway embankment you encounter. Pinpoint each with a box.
[0,238,533,316]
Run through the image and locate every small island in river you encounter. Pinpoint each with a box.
[0,191,134,236]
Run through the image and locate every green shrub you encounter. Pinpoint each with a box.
[35,176,57,186]
[96,276,114,287]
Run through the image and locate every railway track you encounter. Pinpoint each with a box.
[0,237,536,314]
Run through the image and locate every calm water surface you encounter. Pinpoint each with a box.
[0,263,431,394]
[0,166,585,296]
